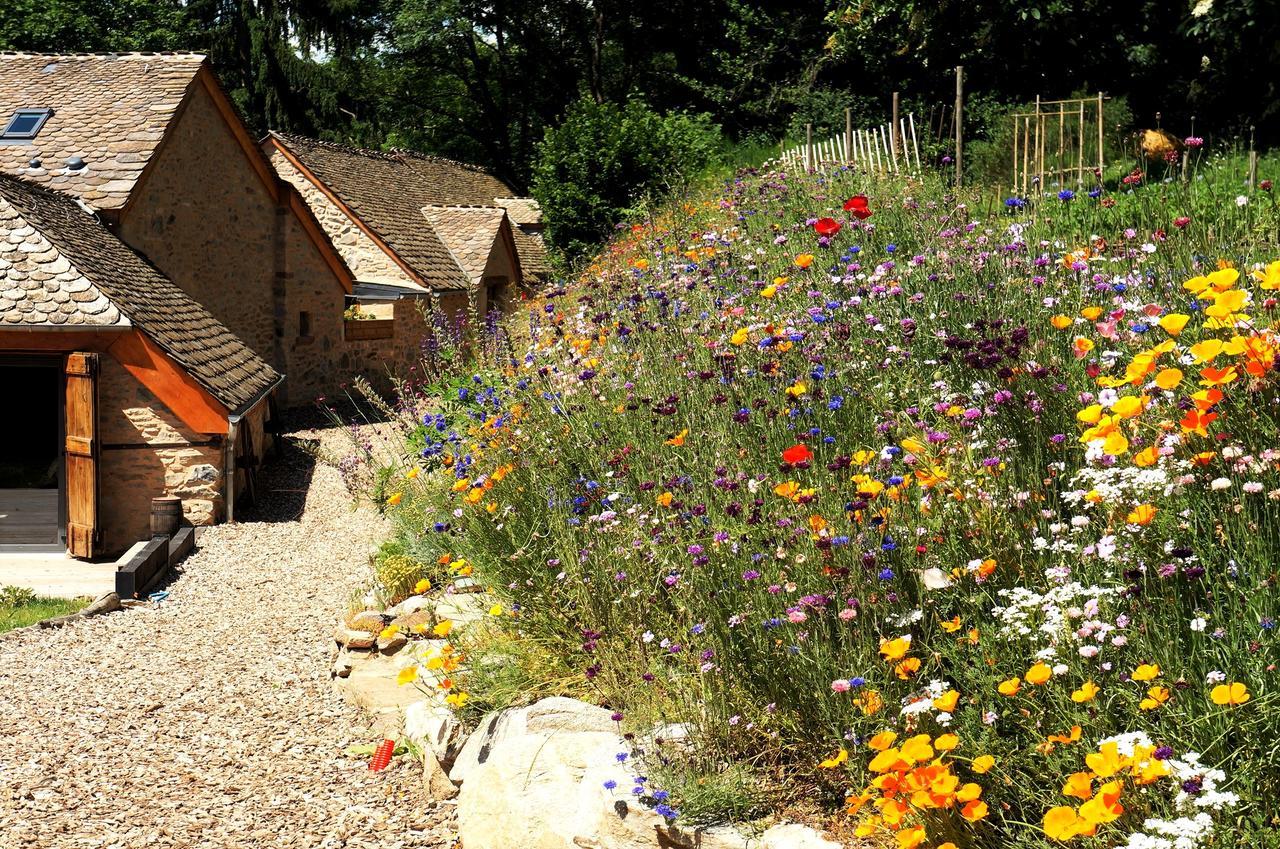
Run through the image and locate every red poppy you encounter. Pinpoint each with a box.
[814,217,841,237]
[782,444,813,465]
[843,195,872,220]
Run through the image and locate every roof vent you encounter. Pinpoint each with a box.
[41,62,58,74]
[28,157,40,169]
[65,155,86,171]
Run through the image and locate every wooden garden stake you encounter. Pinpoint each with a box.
[805,123,813,171]
[954,65,964,186]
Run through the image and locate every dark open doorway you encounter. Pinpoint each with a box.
[0,359,62,548]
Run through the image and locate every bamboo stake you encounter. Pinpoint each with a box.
[887,123,899,172]
[805,123,813,171]
[1077,100,1085,185]
[1058,104,1066,186]
[1012,114,1019,194]
[954,66,964,186]
[1097,92,1104,181]
[909,113,921,171]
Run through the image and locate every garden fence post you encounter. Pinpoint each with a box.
[954,65,964,186]
[909,113,921,171]
[1248,126,1257,187]
[805,123,813,171]
[891,91,900,157]
[1097,92,1105,181]
[845,108,853,165]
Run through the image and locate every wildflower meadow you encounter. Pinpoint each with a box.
[360,153,1280,848]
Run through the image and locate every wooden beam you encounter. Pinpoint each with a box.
[107,330,230,435]
[0,330,124,353]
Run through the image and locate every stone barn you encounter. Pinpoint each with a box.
[0,174,278,559]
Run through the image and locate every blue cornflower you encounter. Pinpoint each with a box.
[1058,189,1075,201]
[1004,197,1026,208]
[603,780,618,791]
[878,568,895,581]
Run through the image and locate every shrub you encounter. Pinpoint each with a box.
[532,96,724,258]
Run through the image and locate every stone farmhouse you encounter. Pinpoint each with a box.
[262,132,550,329]
[0,52,550,562]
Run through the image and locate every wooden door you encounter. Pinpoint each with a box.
[64,352,99,559]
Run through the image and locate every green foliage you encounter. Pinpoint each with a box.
[454,622,589,723]
[372,552,429,602]
[0,588,86,633]
[532,96,724,257]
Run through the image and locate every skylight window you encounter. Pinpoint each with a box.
[1,109,53,141]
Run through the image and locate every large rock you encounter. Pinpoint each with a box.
[449,697,617,784]
[387,594,432,616]
[432,592,492,628]
[422,750,459,801]
[456,730,657,849]
[404,701,463,767]
[759,823,845,848]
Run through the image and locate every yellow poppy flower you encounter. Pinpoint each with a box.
[1071,681,1099,703]
[396,665,418,686]
[1132,663,1160,682]
[998,677,1021,697]
[971,754,995,774]
[1025,662,1053,685]
[818,748,848,768]
[1211,682,1251,706]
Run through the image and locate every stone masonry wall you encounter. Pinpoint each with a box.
[97,356,224,556]
[116,83,280,367]
[268,148,420,289]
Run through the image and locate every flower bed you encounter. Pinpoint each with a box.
[364,158,1280,847]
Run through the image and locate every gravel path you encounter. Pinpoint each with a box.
[0,425,457,849]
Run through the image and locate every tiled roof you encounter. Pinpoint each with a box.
[420,205,508,283]
[510,227,551,276]
[0,53,206,209]
[0,187,126,327]
[269,133,553,285]
[492,196,542,225]
[268,133,468,291]
[0,174,278,412]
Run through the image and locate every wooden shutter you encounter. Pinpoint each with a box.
[64,352,100,559]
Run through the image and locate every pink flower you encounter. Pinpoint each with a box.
[1174,216,1191,229]
[831,679,851,693]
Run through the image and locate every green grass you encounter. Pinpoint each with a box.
[0,589,88,633]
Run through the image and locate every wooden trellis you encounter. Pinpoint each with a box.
[1011,94,1106,197]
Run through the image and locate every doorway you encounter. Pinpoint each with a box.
[0,359,62,549]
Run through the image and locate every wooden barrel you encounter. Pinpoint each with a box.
[150,496,183,538]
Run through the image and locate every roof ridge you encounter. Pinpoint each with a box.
[422,202,505,210]
[0,51,207,58]
[270,131,404,163]
[391,147,495,176]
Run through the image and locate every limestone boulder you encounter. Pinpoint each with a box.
[404,700,463,767]
[455,730,656,849]
[759,823,845,848]
[449,697,617,784]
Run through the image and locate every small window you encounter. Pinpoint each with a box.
[298,311,312,338]
[1,109,53,141]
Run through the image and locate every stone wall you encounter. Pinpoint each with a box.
[117,83,281,368]
[97,356,225,556]
[268,148,420,289]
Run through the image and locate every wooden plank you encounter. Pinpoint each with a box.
[64,352,98,559]
[0,489,58,545]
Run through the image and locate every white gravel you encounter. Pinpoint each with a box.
[0,425,457,849]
